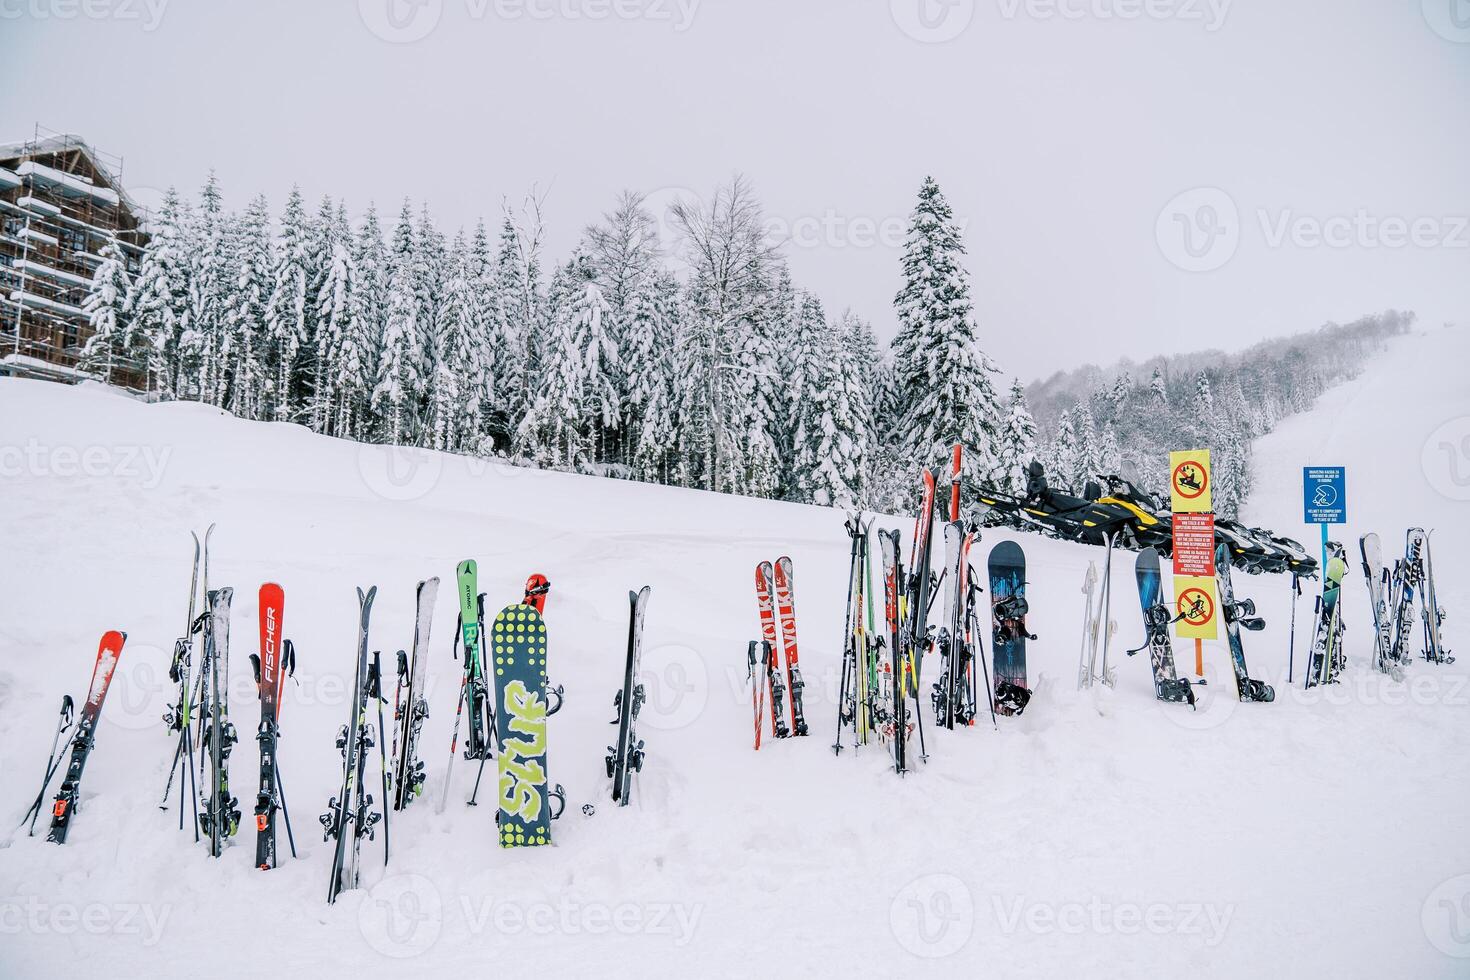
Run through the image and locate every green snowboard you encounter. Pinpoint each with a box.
[491,602,553,846]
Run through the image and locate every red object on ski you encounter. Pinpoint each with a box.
[524,574,551,614]
[950,443,962,522]
[773,556,805,733]
[258,583,286,710]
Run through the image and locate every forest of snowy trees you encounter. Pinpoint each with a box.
[1023,310,1413,517]
[75,167,1408,517]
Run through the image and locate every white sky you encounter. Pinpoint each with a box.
[3,0,1467,382]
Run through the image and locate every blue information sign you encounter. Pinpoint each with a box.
[1303,467,1346,524]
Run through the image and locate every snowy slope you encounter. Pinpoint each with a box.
[1,328,1468,979]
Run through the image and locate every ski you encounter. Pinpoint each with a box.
[607,586,651,805]
[323,586,378,904]
[1305,554,1347,689]
[251,583,298,869]
[754,562,790,739]
[198,587,240,856]
[392,577,439,811]
[772,557,808,737]
[933,520,976,729]
[442,560,491,813]
[1360,533,1402,679]
[1215,543,1274,702]
[989,541,1033,716]
[878,527,908,773]
[46,631,126,844]
[1422,530,1451,664]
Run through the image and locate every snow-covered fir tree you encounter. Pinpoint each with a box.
[264,187,314,422]
[806,315,873,508]
[371,201,426,444]
[77,238,135,383]
[312,205,356,435]
[517,258,590,470]
[995,379,1038,493]
[890,177,1004,495]
[340,204,387,440]
[125,187,192,394]
[224,194,273,420]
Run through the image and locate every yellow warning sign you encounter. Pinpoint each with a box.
[1169,450,1212,513]
[1173,575,1218,640]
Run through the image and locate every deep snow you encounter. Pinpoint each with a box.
[2,326,1468,979]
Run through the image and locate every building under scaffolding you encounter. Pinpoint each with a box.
[0,126,149,390]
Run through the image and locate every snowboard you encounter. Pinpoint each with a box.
[47,630,126,844]
[1131,548,1194,705]
[1215,543,1274,702]
[989,541,1032,716]
[607,586,651,804]
[491,602,554,846]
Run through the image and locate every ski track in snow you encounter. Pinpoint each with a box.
[1,326,1468,978]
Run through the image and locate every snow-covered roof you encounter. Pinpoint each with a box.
[8,288,83,317]
[14,258,92,288]
[0,133,141,220]
[17,161,121,207]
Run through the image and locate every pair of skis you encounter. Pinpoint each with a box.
[21,631,127,844]
[1306,546,1349,689]
[753,558,808,742]
[390,577,439,812]
[834,515,884,753]
[607,587,652,805]
[932,521,995,730]
[251,584,298,869]
[323,587,383,904]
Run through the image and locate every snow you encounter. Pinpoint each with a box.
[13,259,92,288]
[6,289,83,317]
[1,327,1468,978]
[0,167,19,191]
[15,160,120,207]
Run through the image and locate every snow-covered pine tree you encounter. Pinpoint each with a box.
[341,204,387,440]
[427,231,487,452]
[225,194,273,420]
[788,291,832,500]
[585,191,661,462]
[807,314,873,508]
[995,379,1038,493]
[1049,408,1080,491]
[371,201,425,444]
[567,251,619,466]
[516,258,588,470]
[77,238,134,384]
[1149,366,1168,407]
[264,187,313,422]
[1072,400,1100,488]
[890,176,1004,495]
[188,172,229,405]
[125,187,192,395]
[669,175,781,493]
[312,204,356,435]
[625,270,680,483]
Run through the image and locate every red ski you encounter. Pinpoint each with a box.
[772,557,809,736]
[253,583,296,869]
[47,630,126,844]
[754,562,790,739]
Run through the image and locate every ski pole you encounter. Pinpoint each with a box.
[22,696,75,834]
[1287,574,1299,683]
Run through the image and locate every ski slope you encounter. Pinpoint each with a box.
[2,326,1468,979]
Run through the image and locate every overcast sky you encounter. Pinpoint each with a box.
[3,0,1467,383]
